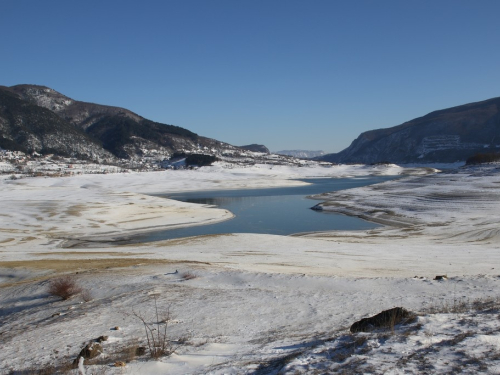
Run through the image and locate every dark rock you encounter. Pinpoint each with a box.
[96,335,108,342]
[350,307,414,333]
[434,275,448,280]
[135,346,147,356]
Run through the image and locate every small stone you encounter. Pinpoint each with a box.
[96,335,108,342]
[434,275,448,281]
[112,326,120,331]
[114,361,126,367]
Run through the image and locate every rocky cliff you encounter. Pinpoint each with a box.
[319,97,500,164]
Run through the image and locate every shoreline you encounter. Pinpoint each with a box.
[60,178,402,248]
[57,210,237,249]
[2,163,500,374]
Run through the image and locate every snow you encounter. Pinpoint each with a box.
[1,163,500,374]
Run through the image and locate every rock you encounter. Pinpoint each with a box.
[114,361,126,367]
[112,326,120,330]
[96,335,108,342]
[135,346,146,356]
[350,307,414,333]
[434,275,448,280]
[73,342,102,366]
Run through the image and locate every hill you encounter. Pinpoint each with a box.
[276,150,325,159]
[319,97,500,164]
[239,144,270,153]
[0,84,240,160]
[0,87,110,160]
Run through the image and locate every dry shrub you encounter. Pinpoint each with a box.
[181,272,197,281]
[81,288,93,302]
[133,295,181,359]
[48,275,82,300]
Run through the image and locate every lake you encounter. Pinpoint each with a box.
[133,175,397,242]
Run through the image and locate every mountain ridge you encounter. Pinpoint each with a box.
[276,150,325,159]
[318,96,500,164]
[0,84,241,161]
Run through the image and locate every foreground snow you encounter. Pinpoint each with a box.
[1,163,500,374]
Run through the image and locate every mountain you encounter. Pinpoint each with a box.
[276,150,325,159]
[0,84,241,160]
[239,144,270,153]
[318,97,500,164]
[0,87,110,160]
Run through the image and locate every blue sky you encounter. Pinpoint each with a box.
[2,0,500,153]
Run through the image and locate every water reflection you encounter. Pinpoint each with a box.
[133,176,398,243]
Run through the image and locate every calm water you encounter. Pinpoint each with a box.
[134,176,397,242]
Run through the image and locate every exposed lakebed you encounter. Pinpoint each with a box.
[133,176,398,242]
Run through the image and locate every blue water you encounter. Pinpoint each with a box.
[133,175,397,242]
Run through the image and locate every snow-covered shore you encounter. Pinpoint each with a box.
[0,163,425,251]
[1,162,500,374]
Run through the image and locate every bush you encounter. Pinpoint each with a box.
[466,152,500,165]
[181,272,197,281]
[185,154,217,166]
[48,276,82,300]
[170,151,187,159]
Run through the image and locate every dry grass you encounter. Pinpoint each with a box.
[0,258,212,288]
[423,296,500,315]
[108,339,146,364]
[0,258,206,274]
[81,288,93,302]
[33,251,147,257]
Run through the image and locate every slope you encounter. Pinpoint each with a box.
[0,87,112,160]
[4,85,240,159]
[320,96,500,164]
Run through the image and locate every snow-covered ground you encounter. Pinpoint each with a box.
[1,163,500,374]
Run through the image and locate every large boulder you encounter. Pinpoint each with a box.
[350,307,414,333]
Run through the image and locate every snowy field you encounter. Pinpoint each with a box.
[1,163,500,374]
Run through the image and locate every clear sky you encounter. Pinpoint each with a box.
[1,0,500,153]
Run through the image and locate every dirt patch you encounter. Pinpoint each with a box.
[152,233,234,247]
[0,258,212,287]
[33,251,148,257]
[64,204,87,217]
[116,216,164,224]
[226,252,272,257]
[0,258,208,273]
